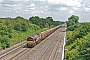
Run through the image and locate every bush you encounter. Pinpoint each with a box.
[1,43,6,49]
[0,35,10,48]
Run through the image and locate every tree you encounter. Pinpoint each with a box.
[14,23,28,32]
[66,15,79,27]
[46,17,53,22]
[29,16,41,25]
[66,15,79,31]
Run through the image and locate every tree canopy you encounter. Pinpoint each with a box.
[66,15,79,31]
[29,16,63,28]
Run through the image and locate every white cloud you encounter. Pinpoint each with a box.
[31,9,51,15]
[68,10,75,14]
[45,6,48,8]
[59,7,67,11]
[40,11,44,13]
[4,3,22,8]
[30,3,35,7]
[0,0,90,22]
[0,0,2,2]
[25,3,36,10]
[34,0,45,2]
[13,3,22,10]
[0,4,1,6]
[28,7,36,10]
[84,7,90,12]
[40,6,48,10]
[48,0,82,7]
[73,7,80,10]
[48,0,60,4]
[31,10,44,15]
[31,10,41,15]
[13,7,22,11]
[10,0,30,2]
[4,9,11,12]
[21,9,29,12]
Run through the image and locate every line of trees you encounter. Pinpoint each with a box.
[29,16,63,28]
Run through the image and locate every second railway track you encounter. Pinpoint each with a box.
[9,48,30,60]
[0,41,29,60]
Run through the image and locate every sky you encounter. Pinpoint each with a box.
[0,0,90,22]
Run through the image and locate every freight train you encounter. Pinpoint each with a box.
[26,25,61,47]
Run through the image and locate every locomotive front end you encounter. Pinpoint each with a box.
[26,37,35,47]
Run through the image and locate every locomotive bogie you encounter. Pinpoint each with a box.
[27,43,36,48]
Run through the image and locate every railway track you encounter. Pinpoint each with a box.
[33,29,61,60]
[16,25,66,60]
[33,27,64,60]
[9,48,30,60]
[0,41,29,60]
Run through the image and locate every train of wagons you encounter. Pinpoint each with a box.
[26,25,61,47]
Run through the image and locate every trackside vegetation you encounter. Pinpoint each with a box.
[0,16,63,50]
[65,15,90,60]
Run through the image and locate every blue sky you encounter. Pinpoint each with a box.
[0,0,90,22]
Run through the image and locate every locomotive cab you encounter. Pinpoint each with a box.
[27,37,36,47]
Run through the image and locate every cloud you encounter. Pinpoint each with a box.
[31,10,42,15]
[0,0,90,22]
[28,7,36,10]
[0,0,2,2]
[9,0,30,2]
[68,10,75,14]
[30,3,35,7]
[48,0,82,7]
[24,3,36,10]
[73,7,80,10]
[84,7,90,13]
[34,0,45,2]
[81,3,90,13]
[59,7,67,11]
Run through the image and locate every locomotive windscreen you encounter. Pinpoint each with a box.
[27,37,34,41]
